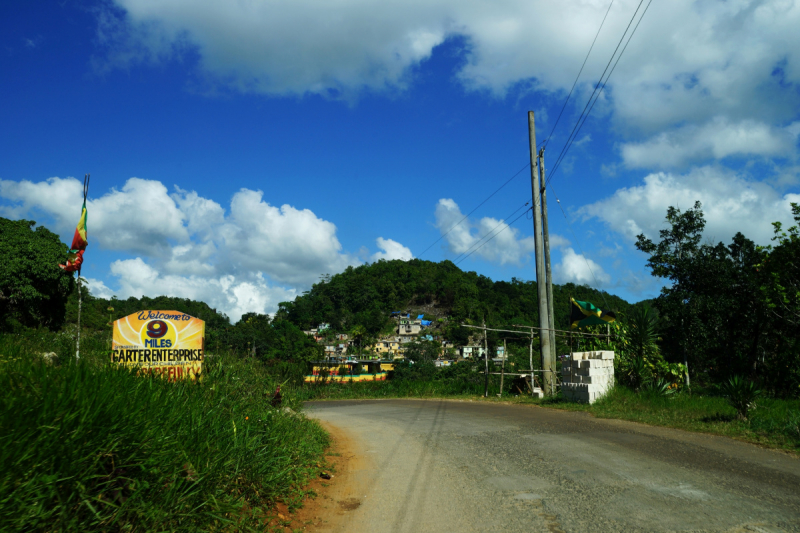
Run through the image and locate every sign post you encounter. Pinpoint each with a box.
[111,310,205,381]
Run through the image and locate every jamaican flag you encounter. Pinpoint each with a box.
[570,297,616,329]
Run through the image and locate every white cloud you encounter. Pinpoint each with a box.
[110,258,296,322]
[433,198,568,265]
[554,247,610,286]
[91,0,800,174]
[621,118,800,169]
[0,175,360,320]
[84,278,115,300]
[221,188,357,286]
[580,166,800,245]
[0,177,188,255]
[96,0,800,125]
[371,237,413,262]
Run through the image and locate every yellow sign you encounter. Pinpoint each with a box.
[112,310,205,381]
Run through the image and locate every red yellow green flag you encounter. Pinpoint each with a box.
[60,174,89,274]
[70,203,87,251]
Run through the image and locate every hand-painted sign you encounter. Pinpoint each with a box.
[112,310,205,381]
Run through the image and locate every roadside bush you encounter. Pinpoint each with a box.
[390,360,436,381]
[719,375,761,421]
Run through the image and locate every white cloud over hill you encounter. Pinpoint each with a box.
[0,176,414,321]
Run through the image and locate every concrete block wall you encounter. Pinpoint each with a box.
[560,351,615,404]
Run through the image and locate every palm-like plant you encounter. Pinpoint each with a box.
[642,378,676,397]
[625,305,659,390]
[628,305,659,360]
[719,375,761,421]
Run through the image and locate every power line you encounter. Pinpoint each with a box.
[543,0,615,149]
[545,0,649,187]
[546,182,610,308]
[455,207,533,266]
[547,0,654,187]
[417,162,530,258]
[451,202,531,264]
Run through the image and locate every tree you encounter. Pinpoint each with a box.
[636,202,799,396]
[403,339,440,364]
[0,218,74,330]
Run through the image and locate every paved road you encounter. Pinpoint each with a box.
[307,399,800,533]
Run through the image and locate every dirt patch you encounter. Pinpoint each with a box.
[337,498,361,511]
[262,420,369,532]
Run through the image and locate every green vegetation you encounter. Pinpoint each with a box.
[546,386,800,452]
[3,200,800,531]
[276,257,631,356]
[636,201,800,397]
[58,290,322,369]
[0,332,329,531]
[0,216,329,531]
[0,218,74,330]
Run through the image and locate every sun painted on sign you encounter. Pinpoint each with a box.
[112,311,205,381]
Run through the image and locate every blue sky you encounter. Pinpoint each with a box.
[1,0,799,321]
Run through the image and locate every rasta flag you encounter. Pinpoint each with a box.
[60,174,89,274]
[570,297,616,330]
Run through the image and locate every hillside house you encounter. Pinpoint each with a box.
[461,346,486,359]
[398,318,422,335]
[492,346,507,364]
[373,340,401,358]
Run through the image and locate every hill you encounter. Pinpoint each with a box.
[275,258,632,339]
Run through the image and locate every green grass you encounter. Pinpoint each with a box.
[0,332,330,531]
[295,378,491,401]
[300,379,800,452]
[577,386,800,451]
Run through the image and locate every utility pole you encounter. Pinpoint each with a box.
[483,317,489,397]
[539,147,557,394]
[498,337,507,398]
[529,329,535,394]
[528,111,554,396]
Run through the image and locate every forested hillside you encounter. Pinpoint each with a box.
[276,258,631,337]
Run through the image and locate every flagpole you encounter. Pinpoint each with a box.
[75,173,89,361]
[76,273,81,360]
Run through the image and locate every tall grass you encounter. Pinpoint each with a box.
[0,333,329,531]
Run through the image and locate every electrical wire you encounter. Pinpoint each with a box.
[417,162,531,258]
[451,201,531,264]
[546,182,611,308]
[455,207,533,266]
[547,0,654,187]
[544,0,647,188]
[543,0,615,149]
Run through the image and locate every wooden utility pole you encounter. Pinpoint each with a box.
[483,317,489,397]
[529,329,535,393]
[528,111,554,395]
[498,338,507,398]
[538,147,556,393]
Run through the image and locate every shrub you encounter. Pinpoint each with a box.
[719,375,761,421]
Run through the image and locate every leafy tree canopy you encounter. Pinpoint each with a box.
[0,218,74,330]
[636,202,800,396]
[276,259,631,339]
